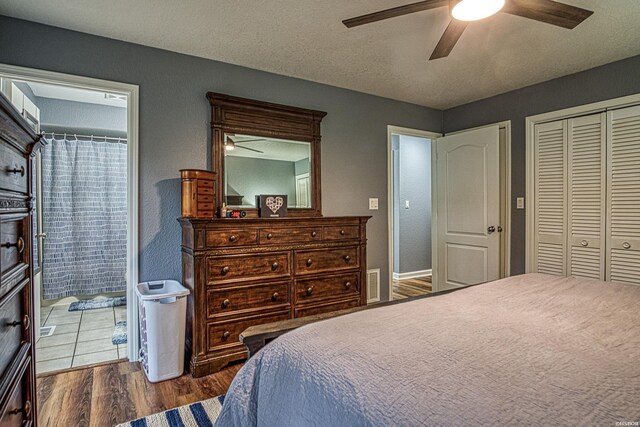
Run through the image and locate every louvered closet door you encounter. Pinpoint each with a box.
[606,105,640,286]
[567,113,606,280]
[534,120,567,276]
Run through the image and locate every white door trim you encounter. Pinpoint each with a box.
[387,125,441,301]
[442,121,512,279]
[525,93,640,272]
[0,63,140,362]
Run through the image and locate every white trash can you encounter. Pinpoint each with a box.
[136,280,190,382]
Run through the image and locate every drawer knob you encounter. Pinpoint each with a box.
[340,229,346,235]
[344,255,351,262]
[623,242,631,250]
[345,281,352,289]
[311,231,317,237]
[222,331,230,339]
[9,400,31,418]
[8,315,29,330]
[267,233,273,239]
[222,299,230,308]
[306,259,313,267]
[229,235,237,242]
[1,237,24,254]
[221,266,230,274]
[7,165,25,177]
[271,262,279,270]
[271,292,279,301]
[306,287,313,296]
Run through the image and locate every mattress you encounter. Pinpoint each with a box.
[214,274,640,426]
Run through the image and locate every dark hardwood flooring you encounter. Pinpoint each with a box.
[37,361,241,427]
[393,276,432,300]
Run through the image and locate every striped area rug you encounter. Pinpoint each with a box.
[116,395,224,427]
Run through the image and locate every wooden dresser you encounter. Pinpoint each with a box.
[180,216,369,376]
[0,93,40,425]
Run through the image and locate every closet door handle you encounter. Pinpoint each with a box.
[622,242,631,250]
[580,240,589,247]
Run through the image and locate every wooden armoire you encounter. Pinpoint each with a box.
[0,92,41,425]
[181,93,370,376]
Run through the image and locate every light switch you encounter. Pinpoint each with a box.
[369,198,379,210]
[516,197,525,209]
[405,200,410,209]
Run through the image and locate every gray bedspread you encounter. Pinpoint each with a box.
[214,274,640,426]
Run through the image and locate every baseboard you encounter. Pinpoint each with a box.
[393,269,432,280]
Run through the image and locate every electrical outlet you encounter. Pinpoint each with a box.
[369,198,379,210]
[517,197,525,209]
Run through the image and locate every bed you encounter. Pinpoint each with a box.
[214,274,640,426]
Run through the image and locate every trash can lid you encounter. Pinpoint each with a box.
[136,280,190,300]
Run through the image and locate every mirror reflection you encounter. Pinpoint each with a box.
[224,133,312,208]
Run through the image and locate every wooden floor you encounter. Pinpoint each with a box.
[393,276,432,300]
[37,360,241,427]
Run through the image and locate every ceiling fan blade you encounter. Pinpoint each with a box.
[343,0,447,28]
[429,19,468,60]
[502,0,593,29]
[235,138,265,143]
[236,145,264,154]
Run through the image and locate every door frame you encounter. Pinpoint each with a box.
[524,93,640,272]
[443,121,512,283]
[0,63,140,362]
[387,126,441,301]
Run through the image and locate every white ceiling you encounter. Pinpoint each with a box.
[3,1,640,109]
[23,81,127,107]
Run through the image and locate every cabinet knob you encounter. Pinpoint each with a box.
[344,255,351,262]
[271,262,279,270]
[311,231,317,237]
[222,331,230,339]
[271,292,279,301]
[306,259,313,267]
[221,266,230,274]
[229,235,237,242]
[266,233,273,240]
[345,281,352,289]
[306,287,313,296]
[7,166,25,177]
[623,242,631,250]
[1,237,24,254]
[581,240,589,247]
[340,229,346,236]
[221,299,230,308]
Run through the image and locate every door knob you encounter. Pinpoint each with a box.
[487,226,496,234]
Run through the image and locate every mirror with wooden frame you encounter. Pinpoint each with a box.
[208,93,326,217]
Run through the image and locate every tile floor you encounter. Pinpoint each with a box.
[37,304,127,374]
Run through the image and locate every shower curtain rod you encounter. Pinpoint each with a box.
[42,131,127,143]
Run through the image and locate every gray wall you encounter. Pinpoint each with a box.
[394,135,432,275]
[443,54,640,275]
[37,97,127,137]
[226,156,296,207]
[0,15,442,301]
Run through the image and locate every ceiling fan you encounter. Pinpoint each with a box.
[342,0,594,60]
[225,136,265,153]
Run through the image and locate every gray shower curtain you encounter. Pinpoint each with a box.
[41,136,127,300]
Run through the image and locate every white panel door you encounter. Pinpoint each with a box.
[534,120,567,276]
[436,126,500,291]
[567,113,606,280]
[606,105,640,286]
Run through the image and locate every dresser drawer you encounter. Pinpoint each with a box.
[1,216,27,280]
[207,281,290,318]
[295,246,359,275]
[294,298,360,318]
[208,311,290,350]
[207,252,290,283]
[0,144,28,195]
[197,180,214,195]
[0,358,32,427]
[295,273,359,304]
[324,225,359,240]
[205,229,258,247]
[259,227,322,245]
[0,282,29,380]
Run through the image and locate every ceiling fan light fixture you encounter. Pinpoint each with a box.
[450,0,505,21]
[224,137,236,151]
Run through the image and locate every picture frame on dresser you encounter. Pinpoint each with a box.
[180,93,370,377]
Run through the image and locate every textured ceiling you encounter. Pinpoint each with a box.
[2,1,640,109]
